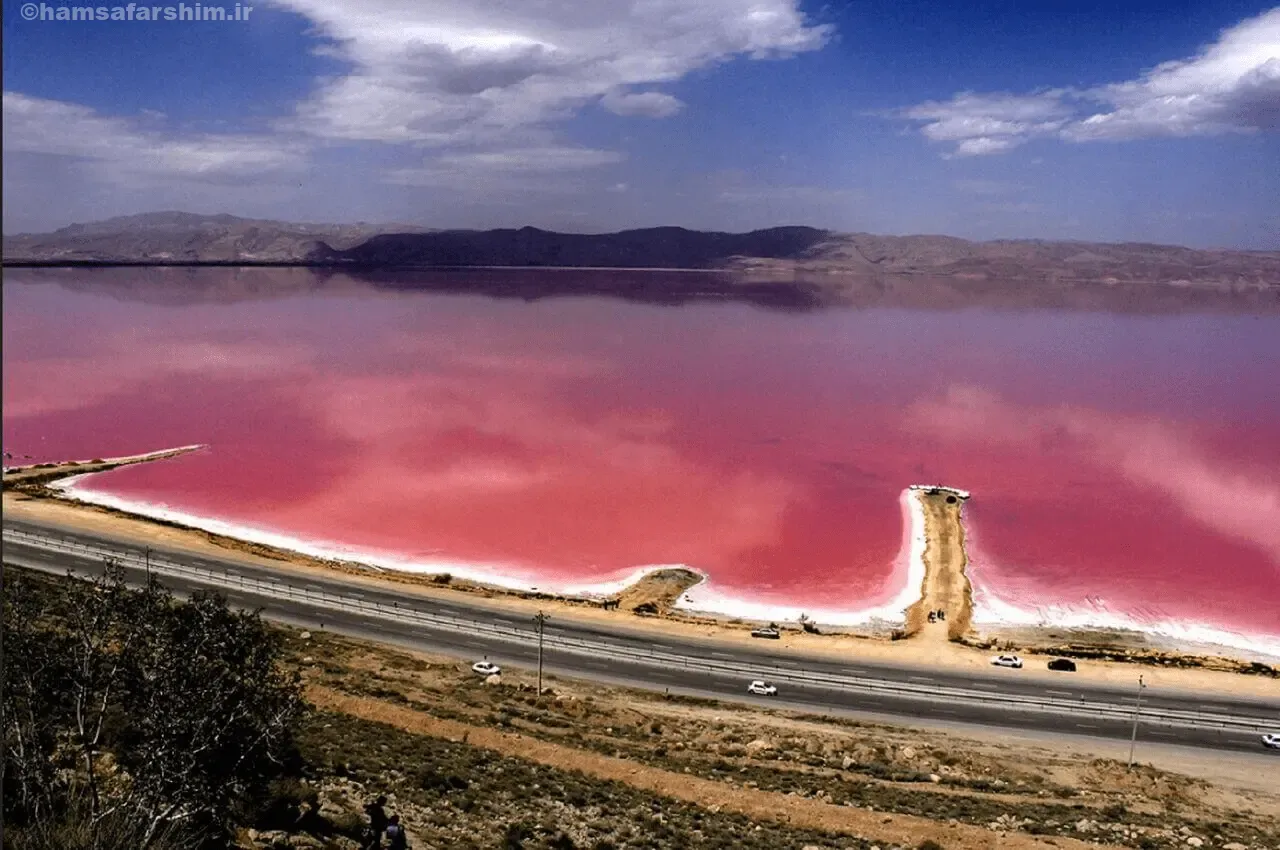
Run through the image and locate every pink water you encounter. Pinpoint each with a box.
[4,270,1279,650]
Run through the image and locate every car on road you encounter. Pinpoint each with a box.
[990,654,1024,669]
[747,680,778,696]
[1047,658,1077,672]
[471,661,501,676]
[751,627,781,639]
[1263,733,1280,750]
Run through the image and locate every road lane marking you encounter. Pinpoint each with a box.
[1074,724,1098,729]
[1046,690,1074,697]
[908,676,935,682]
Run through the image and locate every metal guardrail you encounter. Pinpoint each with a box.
[4,526,1276,735]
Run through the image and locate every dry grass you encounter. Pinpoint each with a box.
[277,627,1280,850]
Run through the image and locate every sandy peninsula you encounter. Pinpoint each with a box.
[3,450,1277,700]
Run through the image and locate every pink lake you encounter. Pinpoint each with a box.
[3,269,1278,655]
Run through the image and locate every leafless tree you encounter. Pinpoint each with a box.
[3,566,304,848]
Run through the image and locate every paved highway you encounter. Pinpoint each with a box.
[4,517,1277,754]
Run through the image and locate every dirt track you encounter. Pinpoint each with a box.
[904,489,973,641]
[307,684,1122,850]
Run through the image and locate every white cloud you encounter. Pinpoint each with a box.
[905,91,1073,155]
[1,92,305,184]
[385,144,624,190]
[273,0,829,144]
[6,1,829,212]
[904,8,1280,155]
[600,90,685,118]
[435,146,624,171]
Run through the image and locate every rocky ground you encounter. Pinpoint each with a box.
[236,627,1280,850]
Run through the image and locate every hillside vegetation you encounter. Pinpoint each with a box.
[4,567,1277,850]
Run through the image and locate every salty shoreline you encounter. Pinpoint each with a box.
[673,488,927,627]
[3,449,1278,688]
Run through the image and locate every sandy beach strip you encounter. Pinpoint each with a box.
[3,444,206,481]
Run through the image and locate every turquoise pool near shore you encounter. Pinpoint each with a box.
[4,269,1278,653]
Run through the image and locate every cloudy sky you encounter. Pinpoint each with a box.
[3,0,1278,246]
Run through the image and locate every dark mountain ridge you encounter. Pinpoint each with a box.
[4,213,1278,288]
[328,225,829,268]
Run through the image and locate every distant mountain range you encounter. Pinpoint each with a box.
[4,212,1278,288]
[2,212,431,264]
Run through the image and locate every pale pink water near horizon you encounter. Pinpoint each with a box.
[4,270,1279,655]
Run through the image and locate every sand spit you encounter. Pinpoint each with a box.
[2,444,206,485]
[904,487,973,641]
[3,455,1277,687]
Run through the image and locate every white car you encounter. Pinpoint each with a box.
[471,661,501,676]
[747,680,778,696]
[1263,733,1280,750]
[990,654,1024,669]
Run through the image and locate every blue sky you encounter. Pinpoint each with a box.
[3,0,1278,246]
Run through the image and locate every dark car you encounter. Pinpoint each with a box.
[1047,658,1077,672]
[751,627,781,639]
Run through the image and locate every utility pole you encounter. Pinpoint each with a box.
[1128,674,1146,768]
[533,611,550,696]
[144,546,151,582]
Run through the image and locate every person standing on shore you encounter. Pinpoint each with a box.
[363,796,388,849]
